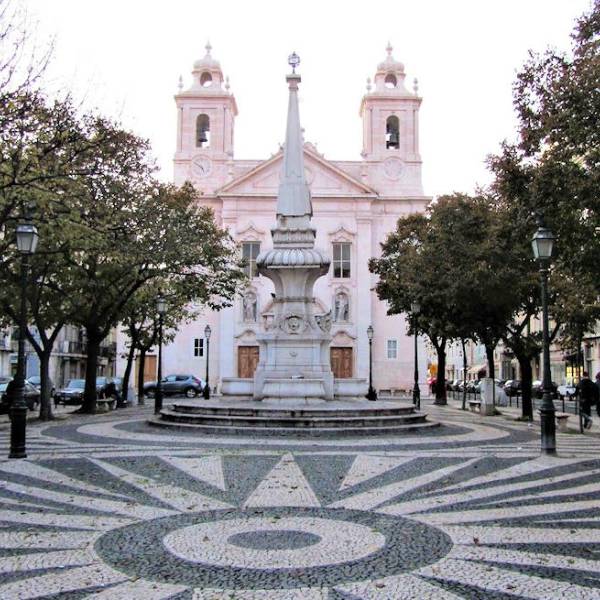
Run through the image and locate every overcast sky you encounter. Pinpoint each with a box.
[22,0,592,198]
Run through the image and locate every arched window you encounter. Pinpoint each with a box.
[386,115,399,150]
[200,72,212,87]
[196,114,210,148]
[384,73,397,88]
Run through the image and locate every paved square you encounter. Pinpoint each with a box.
[0,402,599,599]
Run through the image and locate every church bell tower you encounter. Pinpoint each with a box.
[360,44,423,193]
[173,43,238,190]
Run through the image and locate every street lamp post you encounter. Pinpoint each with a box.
[532,219,556,455]
[9,220,39,459]
[154,294,166,415]
[203,324,211,399]
[411,302,421,411]
[365,325,377,401]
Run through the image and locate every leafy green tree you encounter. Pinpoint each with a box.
[488,1,600,416]
[57,171,244,413]
[119,283,209,406]
[370,205,462,404]
[0,246,72,420]
[0,95,126,419]
[370,193,523,405]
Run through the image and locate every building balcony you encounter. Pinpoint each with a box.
[99,342,117,358]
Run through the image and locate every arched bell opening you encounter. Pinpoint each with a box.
[196,114,210,148]
[385,115,399,150]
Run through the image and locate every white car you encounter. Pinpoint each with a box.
[557,383,576,399]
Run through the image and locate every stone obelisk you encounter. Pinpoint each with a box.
[253,54,334,402]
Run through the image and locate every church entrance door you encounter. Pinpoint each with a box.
[238,346,260,378]
[331,347,353,378]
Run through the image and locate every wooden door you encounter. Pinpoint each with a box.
[331,347,353,379]
[238,346,260,378]
[143,355,157,383]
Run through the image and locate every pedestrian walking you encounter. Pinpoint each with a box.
[576,371,599,429]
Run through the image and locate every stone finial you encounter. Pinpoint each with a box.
[386,41,393,57]
[366,77,372,92]
[205,40,212,56]
[413,77,419,94]
[288,51,300,74]
[177,75,183,92]
[225,76,230,92]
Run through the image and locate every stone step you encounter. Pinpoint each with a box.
[158,408,428,428]
[148,417,439,437]
[169,403,417,418]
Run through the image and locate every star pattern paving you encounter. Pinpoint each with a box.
[0,404,599,599]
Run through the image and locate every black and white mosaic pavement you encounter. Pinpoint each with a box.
[0,402,599,599]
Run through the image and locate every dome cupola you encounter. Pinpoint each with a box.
[190,42,224,90]
[373,43,409,94]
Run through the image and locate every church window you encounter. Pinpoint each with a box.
[242,242,261,278]
[193,338,204,357]
[386,115,399,149]
[196,114,210,148]
[200,72,212,87]
[384,73,397,88]
[387,339,398,359]
[332,242,351,278]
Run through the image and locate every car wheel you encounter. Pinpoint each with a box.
[184,387,197,399]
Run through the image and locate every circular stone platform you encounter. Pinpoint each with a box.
[149,398,438,436]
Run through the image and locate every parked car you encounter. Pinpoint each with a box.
[54,379,86,406]
[450,379,463,391]
[27,375,55,397]
[143,374,205,398]
[466,380,480,393]
[0,377,40,413]
[532,380,558,399]
[503,379,522,397]
[557,383,577,399]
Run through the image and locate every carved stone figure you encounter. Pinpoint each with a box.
[333,291,349,322]
[281,314,305,334]
[243,291,257,322]
[315,311,332,333]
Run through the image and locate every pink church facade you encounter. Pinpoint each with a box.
[133,45,430,394]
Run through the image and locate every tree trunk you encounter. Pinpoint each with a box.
[137,348,146,406]
[485,344,495,380]
[485,343,496,405]
[121,340,136,406]
[80,331,101,414]
[518,353,534,421]
[462,338,468,410]
[434,341,447,405]
[38,349,54,421]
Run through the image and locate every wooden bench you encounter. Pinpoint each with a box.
[96,398,116,413]
[555,412,569,432]
[468,400,481,413]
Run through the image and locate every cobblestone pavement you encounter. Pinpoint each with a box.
[0,401,599,599]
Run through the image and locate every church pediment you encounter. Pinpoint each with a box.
[217,147,377,197]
